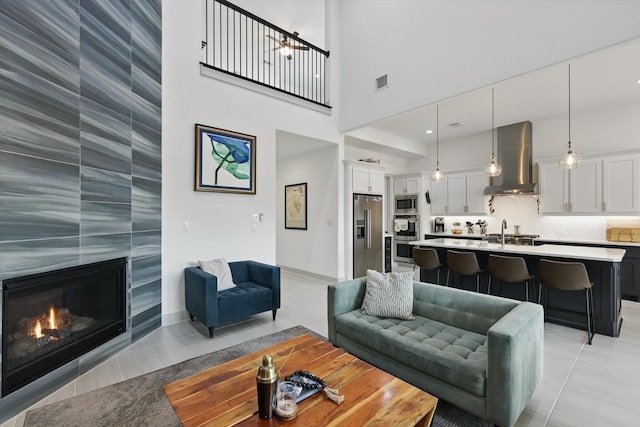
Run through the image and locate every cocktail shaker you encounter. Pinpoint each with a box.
[256,354,278,419]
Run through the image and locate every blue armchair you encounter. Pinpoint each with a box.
[184,260,281,338]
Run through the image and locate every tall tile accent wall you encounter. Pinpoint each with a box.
[0,0,161,418]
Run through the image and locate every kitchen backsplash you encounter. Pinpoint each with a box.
[433,195,640,241]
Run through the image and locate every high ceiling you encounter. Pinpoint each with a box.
[366,38,640,151]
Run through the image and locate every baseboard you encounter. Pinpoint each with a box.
[277,265,340,283]
[162,310,190,326]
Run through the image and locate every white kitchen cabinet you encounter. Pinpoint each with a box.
[571,159,602,213]
[603,154,639,213]
[539,162,569,213]
[351,163,385,195]
[539,154,639,214]
[429,179,447,215]
[428,171,487,215]
[441,171,487,215]
[393,175,421,195]
[446,174,467,214]
[465,172,488,214]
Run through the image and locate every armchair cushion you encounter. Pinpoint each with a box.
[198,258,236,290]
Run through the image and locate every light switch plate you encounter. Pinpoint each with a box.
[251,214,260,223]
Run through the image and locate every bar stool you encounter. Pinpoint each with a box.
[413,247,444,284]
[539,259,595,345]
[487,254,535,301]
[446,250,484,292]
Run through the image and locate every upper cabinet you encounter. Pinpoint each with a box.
[603,155,640,213]
[393,174,422,195]
[349,161,385,195]
[430,171,487,215]
[539,153,639,214]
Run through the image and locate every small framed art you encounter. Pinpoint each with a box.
[195,124,256,194]
[284,183,307,230]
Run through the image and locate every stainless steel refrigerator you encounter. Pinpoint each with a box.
[353,194,383,277]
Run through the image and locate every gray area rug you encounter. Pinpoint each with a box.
[25,325,490,426]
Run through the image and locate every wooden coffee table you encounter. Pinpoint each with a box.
[163,334,437,427]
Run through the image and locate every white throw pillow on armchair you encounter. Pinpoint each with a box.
[198,258,236,291]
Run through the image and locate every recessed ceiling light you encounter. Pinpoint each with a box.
[425,130,433,134]
[636,79,640,84]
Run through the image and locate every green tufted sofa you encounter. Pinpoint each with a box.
[328,278,543,427]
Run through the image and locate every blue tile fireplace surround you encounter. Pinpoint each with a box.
[0,1,162,421]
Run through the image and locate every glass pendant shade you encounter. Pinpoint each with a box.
[559,141,581,169]
[485,153,502,177]
[431,163,444,182]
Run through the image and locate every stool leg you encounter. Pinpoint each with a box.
[436,269,440,285]
[446,270,450,287]
[487,276,492,295]
[476,274,480,293]
[525,280,529,302]
[585,288,593,345]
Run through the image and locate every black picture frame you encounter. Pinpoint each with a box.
[284,183,307,230]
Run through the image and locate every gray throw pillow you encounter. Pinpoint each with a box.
[361,270,415,320]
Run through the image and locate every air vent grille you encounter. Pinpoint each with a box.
[375,74,388,91]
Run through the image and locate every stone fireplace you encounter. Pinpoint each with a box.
[2,258,127,397]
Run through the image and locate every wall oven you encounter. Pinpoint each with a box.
[394,215,419,262]
[395,194,418,214]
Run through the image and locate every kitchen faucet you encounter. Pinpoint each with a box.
[501,219,508,246]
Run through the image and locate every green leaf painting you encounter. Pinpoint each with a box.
[207,133,251,185]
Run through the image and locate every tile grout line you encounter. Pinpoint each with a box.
[543,338,586,426]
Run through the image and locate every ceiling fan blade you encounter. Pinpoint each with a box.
[272,47,282,51]
[265,35,280,42]
[291,46,309,51]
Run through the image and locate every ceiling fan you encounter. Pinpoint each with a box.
[266,31,309,60]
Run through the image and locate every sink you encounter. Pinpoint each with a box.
[483,233,539,245]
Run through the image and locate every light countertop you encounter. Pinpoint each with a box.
[410,238,626,262]
[424,233,640,248]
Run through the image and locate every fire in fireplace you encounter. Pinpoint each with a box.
[2,258,127,396]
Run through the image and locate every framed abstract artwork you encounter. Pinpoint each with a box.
[284,183,307,230]
[195,124,256,194]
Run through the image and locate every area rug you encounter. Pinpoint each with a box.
[24,325,490,426]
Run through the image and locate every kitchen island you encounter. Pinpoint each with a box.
[410,238,626,337]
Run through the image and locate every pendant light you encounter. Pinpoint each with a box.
[559,63,581,169]
[485,88,502,177]
[431,104,444,182]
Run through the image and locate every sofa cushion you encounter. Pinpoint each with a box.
[361,270,415,320]
[219,281,271,305]
[198,258,236,290]
[335,309,488,397]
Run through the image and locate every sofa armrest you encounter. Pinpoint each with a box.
[246,260,281,309]
[486,302,544,427]
[327,278,366,344]
[184,267,219,325]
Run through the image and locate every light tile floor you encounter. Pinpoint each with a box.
[2,269,639,427]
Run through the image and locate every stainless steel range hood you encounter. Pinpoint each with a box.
[484,121,537,195]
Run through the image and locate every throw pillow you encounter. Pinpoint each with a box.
[361,270,415,320]
[198,258,236,291]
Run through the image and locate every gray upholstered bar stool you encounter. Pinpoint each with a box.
[413,247,444,284]
[538,259,595,345]
[487,254,535,301]
[446,250,484,292]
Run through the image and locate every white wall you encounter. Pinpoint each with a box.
[162,0,341,320]
[338,0,640,132]
[276,139,340,280]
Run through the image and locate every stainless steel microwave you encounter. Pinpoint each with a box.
[395,194,418,214]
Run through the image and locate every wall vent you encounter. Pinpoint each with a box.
[375,74,388,91]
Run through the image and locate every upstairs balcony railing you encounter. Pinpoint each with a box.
[202,0,331,108]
